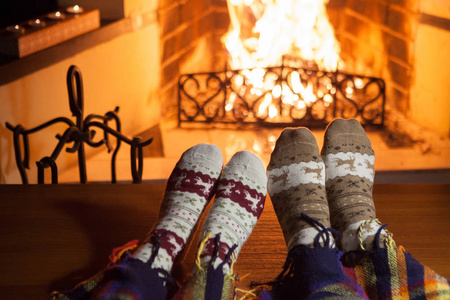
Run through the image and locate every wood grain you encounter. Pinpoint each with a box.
[0,9,100,58]
[0,184,449,299]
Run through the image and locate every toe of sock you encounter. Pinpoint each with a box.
[324,118,366,136]
[181,143,223,168]
[322,119,373,155]
[275,127,318,149]
[269,128,321,169]
[226,150,266,180]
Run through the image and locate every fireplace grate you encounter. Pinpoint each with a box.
[178,65,385,128]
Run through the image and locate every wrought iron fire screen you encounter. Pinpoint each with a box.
[178,64,385,128]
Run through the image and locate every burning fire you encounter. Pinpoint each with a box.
[179,1,385,129]
[221,0,343,119]
[222,0,342,71]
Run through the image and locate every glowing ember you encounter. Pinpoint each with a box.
[258,93,273,116]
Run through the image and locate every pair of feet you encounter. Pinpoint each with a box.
[133,118,386,279]
[133,144,267,276]
[268,118,388,254]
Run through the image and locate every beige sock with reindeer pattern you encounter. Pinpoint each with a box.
[267,128,330,250]
[322,119,387,253]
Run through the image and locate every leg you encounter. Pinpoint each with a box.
[322,119,450,299]
[265,128,367,300]
[175,151,267,300]
[52,144,223,300]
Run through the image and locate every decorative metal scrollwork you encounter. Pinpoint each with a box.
[6,65,153,184]
[178,64,385,128]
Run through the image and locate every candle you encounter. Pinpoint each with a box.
[66,5,84,14]
[27,18,46,28]
[47,11,66,20]
[6,24,25,35]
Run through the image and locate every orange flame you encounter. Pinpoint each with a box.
[222,0,343,119]
[222,0,343,71]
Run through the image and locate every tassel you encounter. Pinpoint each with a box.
[108,239,139,264]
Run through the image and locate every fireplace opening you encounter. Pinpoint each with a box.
[154,0,450,182]
[159,0,449,134]
[176,0,389,128]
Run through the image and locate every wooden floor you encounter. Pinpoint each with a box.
[0,184,449,299]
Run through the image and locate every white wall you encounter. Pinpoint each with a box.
[410,0,450,138]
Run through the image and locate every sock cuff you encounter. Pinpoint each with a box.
[287,226,336,251]
[341,219,388,252]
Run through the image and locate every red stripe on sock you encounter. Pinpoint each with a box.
[216,179,265,217]
[200,237,232,265]
[152,229,185,261]
[167,168,218,198]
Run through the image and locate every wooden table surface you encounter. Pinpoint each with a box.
[0,184,449,300]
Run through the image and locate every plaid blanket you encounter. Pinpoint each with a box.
[52,226,450,300]
[254,227,450,300]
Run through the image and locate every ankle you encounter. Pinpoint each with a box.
[341,219,391,252]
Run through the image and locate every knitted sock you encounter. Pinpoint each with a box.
[321,119,386,252]
[199,150,267,275]
[267,128,330,250]
[133,143,223,272]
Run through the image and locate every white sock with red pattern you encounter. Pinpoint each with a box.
[133,144,223,272]
[199,151,267,274]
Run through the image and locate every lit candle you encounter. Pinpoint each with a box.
[27,18,46,28]
[47,11,66,20]
[6,24,25,35]
[66,5,84,14]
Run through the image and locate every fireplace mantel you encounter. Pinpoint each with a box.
[0,11,156,87]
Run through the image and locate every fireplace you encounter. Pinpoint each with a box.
[0,0,449,184]
[155,0,450,181]
[159,0,450,136]
[178,0,385,128]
